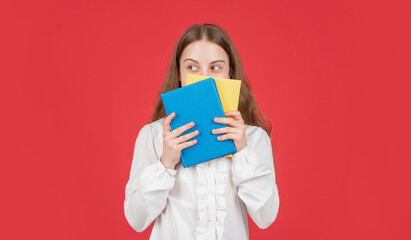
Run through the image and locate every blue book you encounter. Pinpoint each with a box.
[160,78,237,168]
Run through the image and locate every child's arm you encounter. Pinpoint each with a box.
[124,124,177,232]
[231,127,280,229]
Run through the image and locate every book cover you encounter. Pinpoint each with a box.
[185,73,242,112]
[160,78,237,168]
[185,73,242,157]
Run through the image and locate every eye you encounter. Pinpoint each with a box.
[187,65,198,71]
[211,65,222,71]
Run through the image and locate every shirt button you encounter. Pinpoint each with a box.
[207,162,212,167]
[208,190,214,195]
[208,217,214,222]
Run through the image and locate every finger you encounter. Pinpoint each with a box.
[175,129,199,144]
[212,126,240,135]
[214,116,241,127]
[170,121,195,138]
[177,139,197,151]
[163,112,175,135]
[224,111,244,123]
[216,133,241,141]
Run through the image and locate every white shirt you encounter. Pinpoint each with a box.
[124,118,280,240]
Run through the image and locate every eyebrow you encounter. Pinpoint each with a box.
[183,58,225,64]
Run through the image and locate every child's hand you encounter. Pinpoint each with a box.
[212,111,247,152]
[161,112,199,169]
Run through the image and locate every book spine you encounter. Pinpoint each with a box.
[161,92,185,166]
[211,78,225,117]
[161,93,175,131]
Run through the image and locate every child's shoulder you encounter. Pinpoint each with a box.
[140,117,165,136]
[245,124,266,135]
[149,117,165,128]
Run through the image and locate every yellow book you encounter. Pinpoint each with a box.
[185,73,242,157]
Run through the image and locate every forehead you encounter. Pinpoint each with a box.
[180,40,229,63]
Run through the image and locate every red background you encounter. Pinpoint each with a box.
[1,0,410,239]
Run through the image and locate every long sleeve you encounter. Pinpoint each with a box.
[231,127,280,229]
[124,124,177,232]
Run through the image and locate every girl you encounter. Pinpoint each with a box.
[124,24,279,240]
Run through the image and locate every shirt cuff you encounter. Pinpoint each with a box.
[232,145,249,163]
[157,160,178,176]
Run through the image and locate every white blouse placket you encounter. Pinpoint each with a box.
[195,157,228,240]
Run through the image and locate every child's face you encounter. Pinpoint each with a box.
[179,39,230,87]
